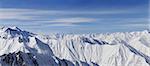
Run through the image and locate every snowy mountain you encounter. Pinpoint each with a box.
[0,26,149,66]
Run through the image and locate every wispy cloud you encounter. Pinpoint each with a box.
[0,8,141,20]
[0,9,34,20]
[0,8,99,26]
[0,8,148,34]
[119,23,148,27]
[36,17,97,26]
[49,17,96,24]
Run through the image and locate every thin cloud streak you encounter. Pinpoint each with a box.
[48,18,97,24]
[35,17,97,26]
[119,24,148,27]
[0,8,142,20]
[0,7,148,33]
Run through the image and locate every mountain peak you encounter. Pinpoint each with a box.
[0,26,35,41]
[0,26,21,32]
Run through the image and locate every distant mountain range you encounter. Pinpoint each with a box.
[0,26,149,66]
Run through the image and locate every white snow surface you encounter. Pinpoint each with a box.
[0,26,150,66]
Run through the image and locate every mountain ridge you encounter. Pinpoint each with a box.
[0,26,149,66]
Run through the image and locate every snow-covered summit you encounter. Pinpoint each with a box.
[0,26,57,66]
[0,27,149,66]
[0,26,34,37]
[0,26,23,35]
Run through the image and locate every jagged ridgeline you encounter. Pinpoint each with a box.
[0,26,149,66]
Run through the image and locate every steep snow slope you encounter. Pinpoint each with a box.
[38,31,150,66]
[0,26,58,66]
[0,26,77,66]
[0,26,149,66]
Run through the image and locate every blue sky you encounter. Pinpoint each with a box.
[0,0,149,34]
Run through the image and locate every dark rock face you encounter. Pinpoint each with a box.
[0,51,38,66]
[82,37,109,45]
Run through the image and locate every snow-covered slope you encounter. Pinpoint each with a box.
[0,26,150,66]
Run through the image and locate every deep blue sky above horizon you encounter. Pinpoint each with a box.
[0,0,149,34]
